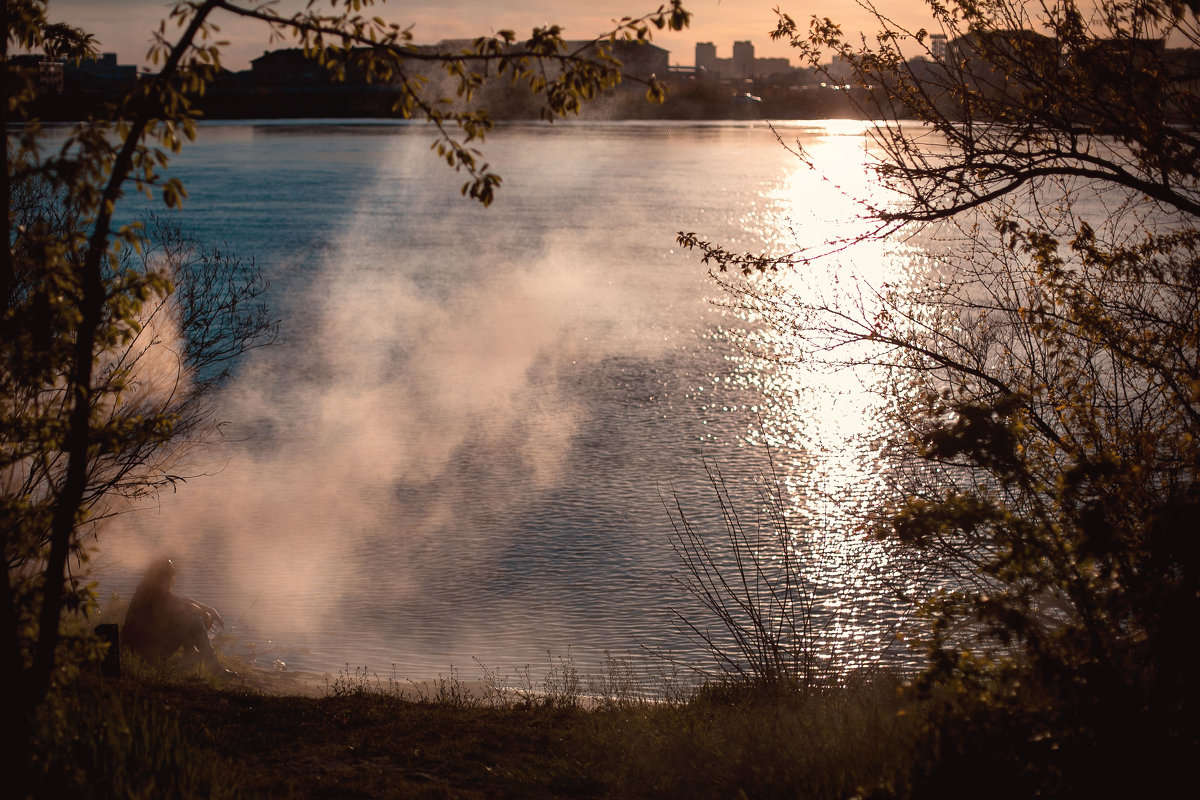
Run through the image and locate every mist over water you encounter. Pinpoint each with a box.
[93,120,913,680]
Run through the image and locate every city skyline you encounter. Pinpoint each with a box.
[51,1,933,71]
[76,35,821,76]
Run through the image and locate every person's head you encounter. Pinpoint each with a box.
[140,557,176,592]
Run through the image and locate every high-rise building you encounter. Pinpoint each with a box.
[693,39,793,79]
[930,34,949,62]
[732,40,755,78]
[695,41,718,73]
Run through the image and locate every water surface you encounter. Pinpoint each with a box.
[94,120,915,683]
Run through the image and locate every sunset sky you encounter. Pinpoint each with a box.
[51,0,934,71]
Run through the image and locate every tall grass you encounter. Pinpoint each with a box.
[318,654,928,799]
[602,672,925,799]
[29,683,244,800]
[323,648,668,709]
[28,638,938,800]
[665,457,849,691]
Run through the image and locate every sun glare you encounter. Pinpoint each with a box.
[720,121,927,668]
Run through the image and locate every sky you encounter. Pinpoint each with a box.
[52,0,934,71]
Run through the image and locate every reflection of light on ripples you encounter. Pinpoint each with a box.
[90,121,938,685]
[718,122,927,671]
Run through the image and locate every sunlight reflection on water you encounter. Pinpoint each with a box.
[712,121,929,671]
[87,120,930,685]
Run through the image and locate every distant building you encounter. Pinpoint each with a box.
[930,34,949,62]
[949,29,1057,103]
[10,54,64,95]
[694,40,793,79]
[430,38,669,80]
[603,40,670,80]
[732,41,755,78]
[825,54,854,84]
[13,51,133,98]
[10,51,137,119]
[249,40,669,87]
[754,57,793,76]
[1166,47,1200,97]
[250,49,334,84]
[38,59,64,94]
[66,53,136,91]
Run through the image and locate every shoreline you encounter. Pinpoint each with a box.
[230,664,498,701]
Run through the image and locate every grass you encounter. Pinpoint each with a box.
[51,479,932,798]
[28,654,930,800]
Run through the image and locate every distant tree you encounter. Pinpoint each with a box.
[679,0,1198,793]
[2,0,691,782]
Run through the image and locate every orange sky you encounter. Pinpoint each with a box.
[51,0,936,70]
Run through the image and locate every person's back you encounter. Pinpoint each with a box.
[122,559,177,659]
[122,558,232,675]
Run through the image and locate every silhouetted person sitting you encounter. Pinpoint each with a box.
[122,557,233,675]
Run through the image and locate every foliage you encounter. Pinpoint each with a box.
[679,0,1200,791]
[2,166,277,707]
[2,0,692,784]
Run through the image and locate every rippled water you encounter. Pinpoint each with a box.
[92,119,919,683]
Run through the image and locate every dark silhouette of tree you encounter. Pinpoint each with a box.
[680,1,1198,793]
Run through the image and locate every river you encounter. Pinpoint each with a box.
[92,119,917,686]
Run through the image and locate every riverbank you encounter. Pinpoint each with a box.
[31,666,926,799]
[231,663,513,703]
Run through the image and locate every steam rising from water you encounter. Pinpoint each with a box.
[127,255,598,635]
[96,123,745,675]
[94,122,916,678]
